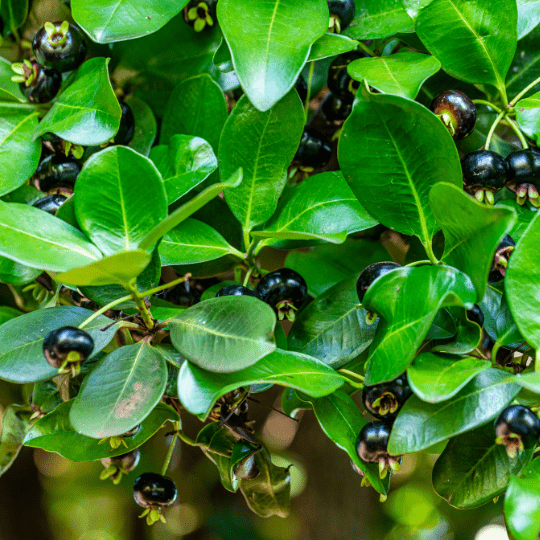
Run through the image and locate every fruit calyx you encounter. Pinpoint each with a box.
[495,405,540,458]
[362,374,412,420]
[356,421,401,478]
[461,150,508,205]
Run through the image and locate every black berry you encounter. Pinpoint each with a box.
[32,194,67,215]
[133,472,177,524]
[32,154,81,192]
[164,281,201,307]
[327,51,365,101]
[33,21,87,72]
[295,76,308,103]
[113,101,135,146]
[42,326,94,373]
[506,148,540,207]
[495,405,540,458]
[184,0,218,32]
[356,421,401,478]
[461,150,508,205]
[466,304,484,327]
[321,92,352,122]
[293,128,332,171]
[216,285,259,298]
[356,261,401,304]
[12,60,61,104]
[256,268,308,321]
[488,234,515,283]
[362,374,412,420]
[328,0,356,33]
[430,89,476,140]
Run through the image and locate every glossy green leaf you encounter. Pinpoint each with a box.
[307,33,359,61]
[517,0,540,39]
[178,348,344,418]
[281,388,312,418]
[0,405,32,477]
[0,306,21,326]
[159,218,239,266]
[0,257,41,285]
[408,352,491,403]
[75,146,167,256]
[286,239,389,297]
[213,39,234,73]
[506,210,540,352]
[169,296,276,373]
[388,369,520,454]
[218,0,327,111]
[0,0,28,33]
[160,74,228,152]
[415,0,517,98]
[252,171,378,246]
[505,456,540,540]
[363,265,476,385]
[430,183,517,301]
[288,277,378,369]
[433,423,534,509]
[430,307,482,355]
[304,389,389,495]
[0,58,25,102]
[55,194,79,230]
[338,90,461,249]
[34,58,122,146]
[506,27,540,97]
[0,201,102,272]
[0,110,40,197]
[150,135,217,204]
[24,401,179,462]
[70,342,168,438]
[139,168,243,250]
[515,91,540,144]
[57,250,152,287]
[348,52,440,99]
[0,306,115,383]
[220,93,304,230]
[71,0,188,43]
[126,95,157,156]
[344,0,414,40]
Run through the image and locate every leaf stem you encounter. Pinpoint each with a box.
[338,369,364,382]
[406,259,433,267]
[472,99,502,113]
[161,422,180,476]
[484,108,507,150]
[506,117,529,148]
[509,75,540,107]
[125,279,153,330]
[0,101,42,111]
[424,240,440,265]
[78,294,133,329]
[304,61,315,122]
[177,429,200,447]
[357,41,375,57]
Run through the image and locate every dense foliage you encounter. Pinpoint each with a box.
[0,0,540,537]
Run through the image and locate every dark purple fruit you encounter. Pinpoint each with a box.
[506,148,540,207]
[356,261,401,304]
[184,0,218,31]
[33,21,86,72]
[321,92,352,122]
[466,304,484,327]
[488,234,515,283]
[133,472,177,508]
[13,60,61,104]
[362,374,412,420]
[32,154,81,192]
[355,421,401,478]
[293,128,332,170]
[42,326,94,371]
[164,281,201,307]
[461,150,508,204]
[430,89,476,140]
[495,405,540,458]
[327,51,365,100]
[32,194,67,215]
[295,76,308,103]
[328,0,356,33]
[113,101,135,146]
[216,285,259,298]
[256,268,307,320]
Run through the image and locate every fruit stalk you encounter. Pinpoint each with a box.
[161,422,180,476]
[125,279,154,330]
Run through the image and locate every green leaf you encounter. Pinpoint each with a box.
[159,219,239,266]
[433,423,534,509]
[71,0,188,43]
[252,171,378,246]
[0,405,32,477]
[338,90,461,249]
[0,306,116,383]
[125,95,157,156]
[415,0,517,98]
[0,306,21,325]
[24,401,179,462]
[348,52,441,100]
[0,58,25,102]
[139,168,243,250]
[0,256,41,285]
[34,58,121,146]
[0,201,102,272]
[505,456,540,540]
[517,0,540,40]
[408,352,491,403]
[307,33,359,61]
[149,135,217,205]
[344,0,414,40]
[0,0,28,33]
[218,0,327,111]
[288,277,378,369]
[303,389,390,495]
[178,348,344,418]
[388,369,520,454]
[213,39,234,73]
[506,210,540,352]
[57,249,152,287]
[70,342,168,438]
[286,239,390,297]
[515,91,540,144]
[75,146,167,256]
[0,110,40,197]
[363,265,477,385]
[506,26,540,98]
[220,93,304,230]
[430,183,517,301]
[160,74,228,153]
[169,296,276,373]
[430,307,482,355]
